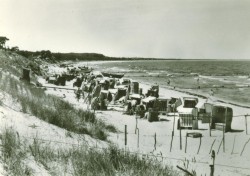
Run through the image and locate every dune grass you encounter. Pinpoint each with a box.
[0,128,32,175]
[0,73,116,140]
[0,128,179,176]
[70,145,178,176]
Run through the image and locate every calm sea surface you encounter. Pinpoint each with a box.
[86,60,250,76]
[80,60,250,105]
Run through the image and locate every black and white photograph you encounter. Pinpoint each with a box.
[1,0,250,175]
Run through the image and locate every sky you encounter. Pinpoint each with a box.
[1,0,250,59]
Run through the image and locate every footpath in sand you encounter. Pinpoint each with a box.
[40,64,250,176]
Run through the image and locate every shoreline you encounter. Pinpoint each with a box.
[130,76,250,109]
[43,60,250,111]
[171,86,250,109]
[73,60,250,108]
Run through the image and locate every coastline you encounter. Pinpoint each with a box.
[75,60,250,108]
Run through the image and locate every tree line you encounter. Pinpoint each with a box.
[0,36,167,61]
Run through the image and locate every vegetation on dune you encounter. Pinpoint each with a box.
[0,71,116,140]
[0,50,43,78]
[0,128,178,176]
[70,145,177,176]
[1,128,33,175]
[0,45,119,140]
[0,75,178,175]
[0,48,116,140]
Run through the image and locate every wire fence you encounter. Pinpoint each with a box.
[1,88,250,174]
[1,133,249,172]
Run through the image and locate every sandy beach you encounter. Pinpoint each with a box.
[36,62,250,176]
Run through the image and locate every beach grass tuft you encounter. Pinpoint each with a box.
[1,128,32,175]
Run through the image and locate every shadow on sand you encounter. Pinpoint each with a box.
[229,129,244,133]
[159,118,170,122]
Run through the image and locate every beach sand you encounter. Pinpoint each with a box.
[40,62,250,176]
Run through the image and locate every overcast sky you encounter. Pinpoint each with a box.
[1,0,250,59]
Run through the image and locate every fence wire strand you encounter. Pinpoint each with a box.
[1,134,249,171]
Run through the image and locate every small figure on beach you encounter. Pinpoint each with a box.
[167,79,171,85]
[210,89,214,96]
[197,77,200,89]
[124,102,134,115]
[206,89,215,102]
[135,104,146,118]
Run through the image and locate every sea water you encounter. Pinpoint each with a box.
[78,60,250,106]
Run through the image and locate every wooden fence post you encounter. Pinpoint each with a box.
[217,137,223,154]
[154,133,157,151]
[210,150,215,176]
[180,124,182,150]
[197,136,202,154]
[135,116,138,134]
[245,115,248,135]
[173,110,176,136]
[209,139,216,154]
[137,128,139,148]
[125,125,127,146]
[223,124,225,153]
[209,116,212,137]
[223,107,227,153]
[185,133,188,153]
[176,165,194,176]
[240,137,250,156]
[231,135,236,155]
[170,131,174,152]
